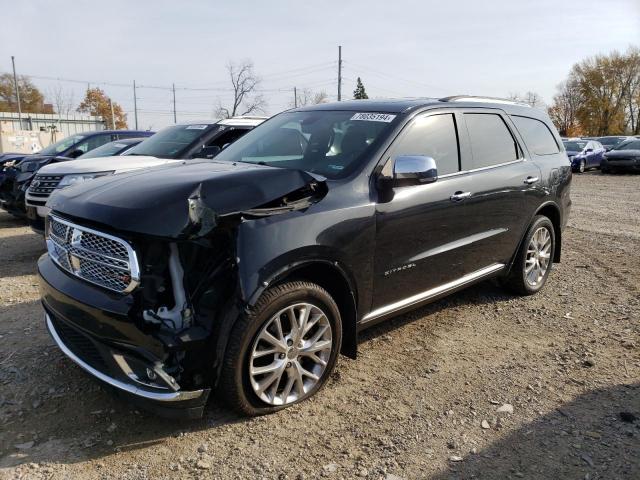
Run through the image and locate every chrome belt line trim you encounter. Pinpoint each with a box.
[45,314,205,402]
[408,229,507,263]
[362,263,505,322]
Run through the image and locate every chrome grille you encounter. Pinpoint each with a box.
[28,174,63,199]
[46,215,140,293]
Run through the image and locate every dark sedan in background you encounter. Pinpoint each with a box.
[0,129,153,217]
[73,137,147,159]
[563,139,606,173]
[597,136,631,152]
[601,138,640,173]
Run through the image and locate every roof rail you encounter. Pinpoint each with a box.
[439,95,532,107]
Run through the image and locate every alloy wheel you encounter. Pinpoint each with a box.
[249,303,333,406]
[525,226,552,287]
[579,160,585,173]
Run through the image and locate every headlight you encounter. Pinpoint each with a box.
[21,162,38,172]
[57,171,113,187]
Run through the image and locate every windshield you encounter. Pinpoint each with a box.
[124,124,215,158]
[563,141,586,152]
[616,140,640,150]
[39,135,86,155]
[599,137,626,146]
[213,111,397,179]
[78,140,136,159]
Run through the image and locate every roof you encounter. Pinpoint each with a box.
[292,96,543,116]
[294,98,440,113]
[75,129,153,136]
[173,117,268,128]
[110,137,147,144]
[218,116,268,127]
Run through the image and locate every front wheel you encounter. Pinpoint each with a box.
[218,281,342,416]
[503,215,555,296]
[578,159,586,173]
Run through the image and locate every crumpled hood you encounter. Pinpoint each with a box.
[39,155,178,175]
[48,160,323,238]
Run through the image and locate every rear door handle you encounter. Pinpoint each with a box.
[450,191,471,201]
[524,176,539,184]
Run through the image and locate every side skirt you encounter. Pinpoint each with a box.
[357,263,505,331]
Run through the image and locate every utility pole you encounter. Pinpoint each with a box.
[172,83,177,123]
[10,56,23,128]
[337,45,342,102]
[109,99,116,129]
[133,80,138,129]
[294,87,297,108]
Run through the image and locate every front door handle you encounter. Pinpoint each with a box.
[524,176,539,185]
[450,191,471,202]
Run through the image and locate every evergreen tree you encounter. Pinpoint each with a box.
[353,77,369,100]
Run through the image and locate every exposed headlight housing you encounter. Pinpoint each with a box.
[57,171,113,188]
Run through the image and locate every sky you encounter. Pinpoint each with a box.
[1,0,639,130]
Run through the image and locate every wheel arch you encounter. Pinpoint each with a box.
[535,202,562,263]
[507,201,563,275]
[257,260,359,359]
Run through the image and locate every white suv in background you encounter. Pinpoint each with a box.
[25,116,267,233]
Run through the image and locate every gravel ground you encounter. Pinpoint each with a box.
[0,172,638,480]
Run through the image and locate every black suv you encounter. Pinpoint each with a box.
[39,98,571,417]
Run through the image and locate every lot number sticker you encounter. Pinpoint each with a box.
[186,125,209,130]
[351,113,396,122]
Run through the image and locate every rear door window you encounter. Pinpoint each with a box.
[511,115,559,156]
[463,113,520,169]
[387,113,460,176]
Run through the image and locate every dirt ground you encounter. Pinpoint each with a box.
[0,172,638,480]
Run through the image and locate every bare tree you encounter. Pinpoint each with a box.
[47,84,75,116]
[313,91,329,105]
[508,91,544,108]
[548,76,584,136]
[215,60,266,118]
[289,89,330,108]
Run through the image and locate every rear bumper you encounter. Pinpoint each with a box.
[39,255,210,418]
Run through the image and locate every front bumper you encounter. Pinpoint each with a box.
[0,174,28,216]
[39,255,210,418]
[601,157,640,171]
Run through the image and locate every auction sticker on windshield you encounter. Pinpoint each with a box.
[351,113,396,122]
[185,125,209,130]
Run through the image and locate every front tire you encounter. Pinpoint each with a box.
[578,159,585,173]
[504,215,555,296]
[218,281,342,416]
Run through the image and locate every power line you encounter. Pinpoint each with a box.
[343,60,447,93]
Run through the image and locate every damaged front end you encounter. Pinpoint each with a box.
[39,165,327,417]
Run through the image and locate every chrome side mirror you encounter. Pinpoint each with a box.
[393,155,438,187]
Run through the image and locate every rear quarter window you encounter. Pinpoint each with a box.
[463,113,520,169]
[511,115,559,156]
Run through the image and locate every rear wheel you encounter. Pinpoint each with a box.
[504,215,555,296]
[218,281,342,416]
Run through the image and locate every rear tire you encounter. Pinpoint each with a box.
[504,215,555,296]
[218,281,342,416]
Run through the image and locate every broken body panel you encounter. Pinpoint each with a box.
[40,158,373,416]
